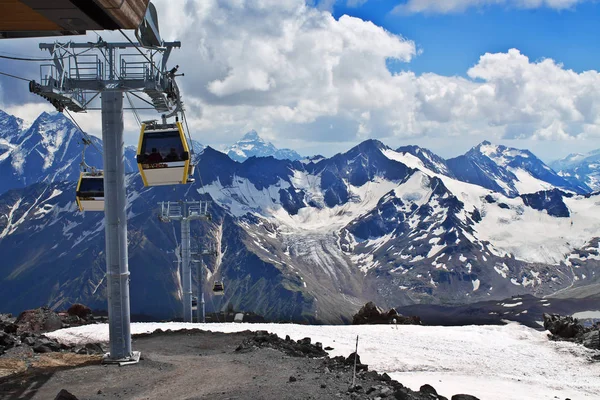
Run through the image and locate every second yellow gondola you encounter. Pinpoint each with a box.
[76,171,104,212]
[136,121,192,186]
[213,281,224,296]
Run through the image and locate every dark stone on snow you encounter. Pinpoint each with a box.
[67,303,92,320]
[582,330,600,350]
[53,389,79,400]
[353,302,421,325]
[543,313,584,339]
[420,384,438,395]
[346,352,361,365]
[288,376,297,382]
[235,331,328,358]
[451,395,480,400]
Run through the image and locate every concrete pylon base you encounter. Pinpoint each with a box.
[102,351,141,366]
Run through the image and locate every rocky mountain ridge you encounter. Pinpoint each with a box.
[1,109,600,322]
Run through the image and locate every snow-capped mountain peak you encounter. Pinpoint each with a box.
[447,141,584,197]
[473,141,533,167]
[241,129,261,141]
[0,108,137,195]
[226,130,302,162]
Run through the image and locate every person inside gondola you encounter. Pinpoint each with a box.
[147,147,162,163]
[164,147,179,162]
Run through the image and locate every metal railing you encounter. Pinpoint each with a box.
[69,55,102,81]
[188,201,210,217]
[120,53,158,81]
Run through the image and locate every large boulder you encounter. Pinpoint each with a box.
[67,304,92,320]
[543,313,584,339]
[353,302,421,325]
[15,307,63,333]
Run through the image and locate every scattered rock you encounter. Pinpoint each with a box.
[582,330,600,350]
[289,376,297,382]
[53,389,79,400]
[4,323,18,334]
[451,395,480,400]
[543,313,600,352]
[33,344,53,354]
[84,343,104,355]
[543,314,584,339]
[235,331,328,358]
[353,302,421,325]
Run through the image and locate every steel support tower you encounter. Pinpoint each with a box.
[159,201,211,322]
[31,38,182,364]
[193,260,206,323]
[192,246,217,323]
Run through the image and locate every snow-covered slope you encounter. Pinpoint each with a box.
[447,141,587,197]
[226,130,302,162]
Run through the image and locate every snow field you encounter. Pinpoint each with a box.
[48,322,600,400]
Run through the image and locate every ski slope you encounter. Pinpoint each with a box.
[48,322,600,400]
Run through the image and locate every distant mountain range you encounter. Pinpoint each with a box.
[1,108,600,323]
[550,150,600,192]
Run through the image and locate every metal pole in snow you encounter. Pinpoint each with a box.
[351,335,359,388]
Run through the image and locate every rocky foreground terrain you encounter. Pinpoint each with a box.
[0,305,482,400]
[1,328,480,400]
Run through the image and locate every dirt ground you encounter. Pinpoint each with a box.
[0,330,407,400]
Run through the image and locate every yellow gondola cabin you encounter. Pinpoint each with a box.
[76,171,104,212]
[136,121,193,186]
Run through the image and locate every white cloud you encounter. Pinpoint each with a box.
[393,0,590,14]
[3,0,600,158]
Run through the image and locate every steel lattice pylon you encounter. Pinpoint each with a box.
[159,201,211,322]
[29,37,183,364]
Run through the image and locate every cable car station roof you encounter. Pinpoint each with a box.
[0,0,150,39]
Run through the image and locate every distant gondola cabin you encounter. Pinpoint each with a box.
[213,281,224,295]
[76,172,104,212]
[136,121,191,186]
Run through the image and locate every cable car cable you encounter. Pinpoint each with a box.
[64,109,103,156]
[128,91,156,108]
[0,70,30,82]
[125,93,142,126]
[0,47,95,62]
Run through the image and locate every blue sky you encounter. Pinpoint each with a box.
[3,0,600,161]
[327,0,600,77]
